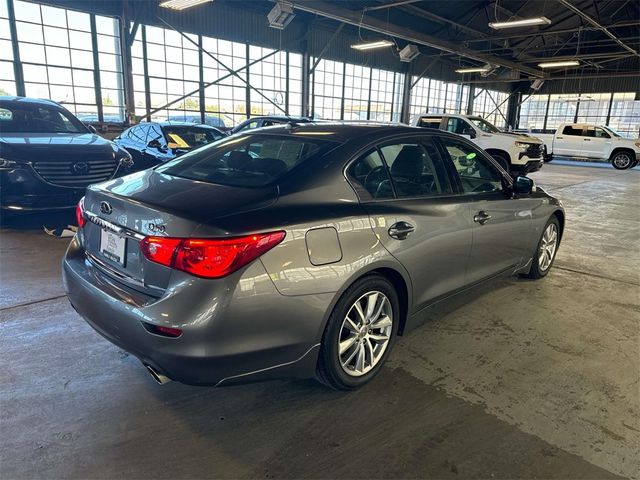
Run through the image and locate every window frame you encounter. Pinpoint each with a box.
[344,133,458,203]
[435,135,512,197]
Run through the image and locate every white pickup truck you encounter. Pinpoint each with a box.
[412,113,545,174]
[534,124,640,170]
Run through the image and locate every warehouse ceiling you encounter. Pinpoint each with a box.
[280,0,640,82]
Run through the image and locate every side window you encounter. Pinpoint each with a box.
[244,120,260,130]
[347,149,394,200]
[129,125,147,144]
[380,141,452,198]
[562,125,584,136]
[418,117,442,129]
[446,117,471,135]
[586,127,610,138]
[440,138,504,194]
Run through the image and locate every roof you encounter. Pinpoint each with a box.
[0,96,62,107]
[245,121,445,143]
[140,121,221,129]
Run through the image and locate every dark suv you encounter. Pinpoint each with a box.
[0,96,133,211]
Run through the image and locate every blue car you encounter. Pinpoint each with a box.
[113,121,226,172]
[0,96,133,211]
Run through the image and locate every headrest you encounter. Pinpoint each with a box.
[390,146,423,178]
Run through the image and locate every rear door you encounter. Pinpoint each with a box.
[554,125,585,156]
[582,126,612,158]
[437,136,534,283]
[349,136,473,311]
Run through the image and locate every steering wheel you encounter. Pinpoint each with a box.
[364,165,387,193]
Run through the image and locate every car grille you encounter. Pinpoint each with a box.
[32,158,118,187]
[526,144,543,159]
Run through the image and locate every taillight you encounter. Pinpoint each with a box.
[75,196,86,228]
[139,231,285,279]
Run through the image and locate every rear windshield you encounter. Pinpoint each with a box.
[162,126,223,149]
[156,134,338,187]
[0,102,87,134]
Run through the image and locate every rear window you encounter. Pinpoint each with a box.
[156,134,337,187]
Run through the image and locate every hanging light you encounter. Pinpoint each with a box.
[159,0,212,10]
[489,17,551,29]
[538,60,580,68]
[351,40,394,51]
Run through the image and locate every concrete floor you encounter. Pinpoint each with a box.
[1,161,638,479]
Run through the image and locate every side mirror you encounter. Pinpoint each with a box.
[147,139,167,152]
[513,175,534,195]
[87,125,97,134]
[462,127,476,139]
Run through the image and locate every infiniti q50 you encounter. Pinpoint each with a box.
[63,123,564,390]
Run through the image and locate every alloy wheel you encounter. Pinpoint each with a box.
[338,291,393,377]
[612,153,632,169]
[538,223,558,272]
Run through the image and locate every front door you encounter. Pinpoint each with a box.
[555,125,585,156]
[582,126,612,158]
[348,137,473,311]
[438,136,533,284]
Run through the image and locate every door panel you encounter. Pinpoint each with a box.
[555,125,584,156]
[367,200,473,310]
[582,127,612,158]
[438,136,532,282]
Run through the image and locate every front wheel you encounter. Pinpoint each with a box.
[492,153,511,173]
[523,216,560,279]
[317,275,399,390]
[611,151,634,170]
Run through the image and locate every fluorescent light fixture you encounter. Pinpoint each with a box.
[489,17,551,29]
[268,1,295,30]
[351,40,394,51]
[159,0,212,10]
[538,60,580,68]
[455,66,491,74]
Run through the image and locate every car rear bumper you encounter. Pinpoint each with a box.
[62,236,331,386]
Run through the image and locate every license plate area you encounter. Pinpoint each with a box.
[100,228,126,266]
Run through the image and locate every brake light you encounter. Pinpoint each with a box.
[75,197,86,228]
[140,231,286,278]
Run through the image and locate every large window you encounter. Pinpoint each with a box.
[518,94,548,131]
[409,77,468,118]
[576,93,611,126]
[0,0,17,96]
[12,0,124,121]
[311,58,344,120]
[472,88,509,128]
[546,94,578,130]
[609,93,640,138]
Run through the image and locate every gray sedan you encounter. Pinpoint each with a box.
[63,123,564,390]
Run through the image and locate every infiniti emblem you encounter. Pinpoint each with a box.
[100,201,113,215]
[72,162,90,175]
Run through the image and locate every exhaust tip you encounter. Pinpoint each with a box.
[145,364,172,385]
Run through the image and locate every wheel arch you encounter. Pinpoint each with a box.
[552,209,565,243]
[485,148,512,168]
[610,147,635,161]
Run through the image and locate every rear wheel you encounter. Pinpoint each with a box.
[611,151,634,170]
[523,216,560,279]
[317,274,399,390]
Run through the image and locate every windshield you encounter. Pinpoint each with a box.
[602,126,622,137]
[156,134,338,187]
[0,103,87,134]
[162,126,223,149]
[469,117,501,133]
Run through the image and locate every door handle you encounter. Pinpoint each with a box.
[556,136,563,139]
[388,221,415,240]
[584,138,591,141]
[473,211,492,225]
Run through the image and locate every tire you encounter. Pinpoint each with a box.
[523,216,560,280]
[317,274,399,390]
[611,151,634,170]
[491,153,511,173]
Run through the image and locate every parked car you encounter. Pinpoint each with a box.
[113,121,226,171]
[0,96,133,211]
[412,113,545,174]
[166,114,228,129]
[533,123,640,170]
[64,123,564,389]
[230,115,313,134]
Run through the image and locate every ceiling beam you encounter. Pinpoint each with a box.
[286,1,544,77]
[557,0,639,57]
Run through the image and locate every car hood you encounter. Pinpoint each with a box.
[92,169,278,224]
[493,131,543,144]
[0,133,121,162]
